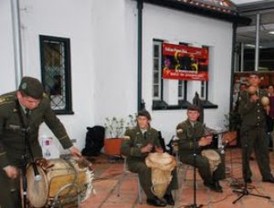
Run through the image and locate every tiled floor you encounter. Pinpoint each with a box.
[80,148,274,208]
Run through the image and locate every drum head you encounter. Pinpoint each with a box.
[26,165,48,207]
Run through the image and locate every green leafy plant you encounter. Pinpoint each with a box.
[104,114,136,138]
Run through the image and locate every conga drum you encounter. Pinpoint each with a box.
[145,152,176,199]
[201,149,221,174]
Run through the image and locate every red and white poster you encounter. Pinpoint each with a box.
[162,43,209,81]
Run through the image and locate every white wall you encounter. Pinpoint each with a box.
[142,4,233,141]
[0,0,234,150]
[0,0,96,151]
[91,0,138,125]
[0,0,17,93]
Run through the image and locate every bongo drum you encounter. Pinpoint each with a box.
[25,158,93,208]
[201,149,221,173]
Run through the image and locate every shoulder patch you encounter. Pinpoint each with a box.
[0,97,12,105]
[123,136,130,140]
[0,97,5,103]
[177,129,183,133]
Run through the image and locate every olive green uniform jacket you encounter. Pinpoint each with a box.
[0,91,73,208]
[121,126,178,199]
[0,91,73,168]
[238,89,272,180]
[176,120,225,183]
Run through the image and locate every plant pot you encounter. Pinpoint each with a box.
[104,138,123,156]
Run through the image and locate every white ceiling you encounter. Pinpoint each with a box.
[233,0,274,48]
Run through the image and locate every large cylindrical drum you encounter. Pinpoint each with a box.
[25,158,93,207]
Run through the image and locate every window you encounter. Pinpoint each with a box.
[40,35,73,114]
[153,41,162,100]
[152,40,217,110]
[178,80,183,99]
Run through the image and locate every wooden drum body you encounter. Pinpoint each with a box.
[26,158,93,208]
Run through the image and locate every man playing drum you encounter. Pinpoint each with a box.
[176,105,225,193]
[121,110,178,207]
[0,76,81,207]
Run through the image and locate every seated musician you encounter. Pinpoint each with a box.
[176,105,225,193]
[121,110,178,207]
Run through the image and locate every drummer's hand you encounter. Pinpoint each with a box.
[265,105,270,114]
[198,137,211,146]
[205,135,213,143]
[155,146,163,153]
[141,143,153,153]
[3,165,18,179]
[69,146,81,157]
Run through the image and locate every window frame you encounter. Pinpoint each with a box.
[39,35,73,115]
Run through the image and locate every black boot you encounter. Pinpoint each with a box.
[204,181,222,193]
[214,181,223,192]
[147,196,167,207]
[164,192,175,205]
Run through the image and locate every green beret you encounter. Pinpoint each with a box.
[137,110,151,120]
[249,72,260,77]
[187,105,200,112]
[19,76,44,99]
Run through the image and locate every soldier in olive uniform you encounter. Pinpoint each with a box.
[0,76,81,208]
[176,105,225,193]
[121,110,178,207]
[238,73,274,183]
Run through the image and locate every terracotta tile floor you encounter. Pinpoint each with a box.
[80,148,274,208]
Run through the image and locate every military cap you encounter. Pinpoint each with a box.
[18,76,44,99]
[187,104,200,112]
[137,110,151,120]
[248,71,260,77]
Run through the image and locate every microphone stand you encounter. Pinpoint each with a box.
[232,132,270,204]
[185,135,203,208]
[184,130,228,208]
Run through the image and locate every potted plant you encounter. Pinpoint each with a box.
[104,115,135,156]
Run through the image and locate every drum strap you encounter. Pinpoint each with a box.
[16,100,30,157]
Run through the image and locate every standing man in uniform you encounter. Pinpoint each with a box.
[121,110,178,207]
[238,73,274,183]
[176,105,225,193]
[0,76,81,208]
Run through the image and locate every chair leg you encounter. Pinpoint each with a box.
[117,173,126,197]
[137,176,142,204]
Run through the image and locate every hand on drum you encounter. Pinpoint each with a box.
[198,135,212,147]
[3,165,18,179]
[155,146,163,153]
[69,146,82,157]
[141,143,154,153]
